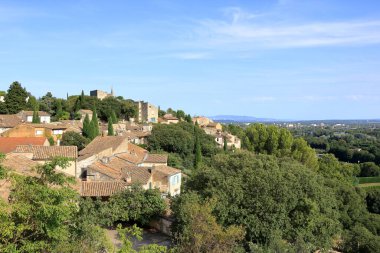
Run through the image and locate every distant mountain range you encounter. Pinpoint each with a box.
[209,115,279,123]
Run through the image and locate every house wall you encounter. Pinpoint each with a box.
[168,173,181,196]
[35,160,77,177]
[0,127,11,134]
[140,162,167,167]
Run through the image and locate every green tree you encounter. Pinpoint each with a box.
[32,109,40,123]
[61,131,90,151]
[194,131,202,168]
[4,81,28,113]
[89,107,100,139]
[108,118,115,136]
[54,99,64,121]
[172,193,245,253]
[291,138,319,170]
[82,114,91,138]
[111,110,118,124]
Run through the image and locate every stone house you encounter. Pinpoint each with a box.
[17,110,51,123]
[0,114,23,134]
[90,89,114,100]
[1,123,69,142]
[78,109,93,122]
[135,101,158,123]
[14,145,78,177]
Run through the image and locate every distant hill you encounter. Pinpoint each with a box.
[209,115,279,123]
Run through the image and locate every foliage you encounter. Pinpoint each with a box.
[61,131,90,151]
[4,81,28,114]
[82,114,91,139]
[366,188,380,214]
[80,185,166,227]
[0,157,114,252]
[172,193,245,253]
[183,151,342,251]
[360,162,380,177]
[89,108,100,140]
[32,109,40,123]
[117,224,167,253]
[358,176,380,184]
[108,118,115,136]
[194,129,202,169]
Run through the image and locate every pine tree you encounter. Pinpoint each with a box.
[111,111,117,124]
[55,100,63,120]
[32,109,40,123]
[194,131,202,169]
[108,118,114,136]
[90,108,99,138]
[82,114,90,138]
[4,81,28,114]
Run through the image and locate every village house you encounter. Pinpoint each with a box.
[17,110,51,123]
[14,145,78,177]
[84,157,181,197]
[77,135,181,197]
[0,137,49,154]
[135,101,158,123]
[214,133,241,149]
[0,114,23,134]
[1,123,71,143]
[192,116,212,127]
[203,122,223,135]
[159,114,179,124]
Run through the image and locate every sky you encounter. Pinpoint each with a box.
[0,0,380,120]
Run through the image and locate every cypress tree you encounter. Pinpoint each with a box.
[90,108,99,138]
[55,100,63,120]
[111,111,117,124]
[32,109,40,123]
[80,90,85,108]
[224,137,228,151]
[108,118,114,136]
[82,114,90,138]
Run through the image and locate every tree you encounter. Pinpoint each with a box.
[194,131,202,168]
[108,118,115,136]
[4,81,28,113]
[223,137,228,151]
[32,109,40,123]
[54,99,64,120]
[172,193,245,253]
[111,111,118,124]
[82,114,91,138]
[176,110,185,120]
[360,162,380,177]
[61,131,90,151]
[89,108,100,139]
[185,152,341,250]
[0,157,113,252]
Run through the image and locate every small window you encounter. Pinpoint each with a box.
[35,130,43,135]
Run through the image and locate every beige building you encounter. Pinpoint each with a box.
[17,110,51,123]
[14,145,78,177]
[0,114,23,134]
[135,101,158,123]
[90,89,114,100]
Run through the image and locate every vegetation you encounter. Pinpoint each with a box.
[61,131,90,151]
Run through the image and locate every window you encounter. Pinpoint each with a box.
[35,130,43,135]
[53,129,63,135]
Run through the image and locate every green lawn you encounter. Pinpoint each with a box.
[358,176,380,184]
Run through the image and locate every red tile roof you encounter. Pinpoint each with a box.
[14,145,77,160]
[81,181,127,197]
[144,154,168,164]
[0,114,23,128]
[0,137,48,153]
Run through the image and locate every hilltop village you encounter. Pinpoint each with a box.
[0,82,379,253]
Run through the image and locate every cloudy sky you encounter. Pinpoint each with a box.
[1,0,380,120]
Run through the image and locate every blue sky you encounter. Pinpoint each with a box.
[1,0,380,120]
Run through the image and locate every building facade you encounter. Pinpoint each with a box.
[135,101,158,123]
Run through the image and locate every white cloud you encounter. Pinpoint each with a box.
[191,7,380,49]
[169,52,210,60]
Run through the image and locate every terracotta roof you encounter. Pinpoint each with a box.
[18,110,50,116]
[0,137,48,153]
[81,181,127,197]
[0,114,23,128]
[163,114,179,120]
[144,154,168,164]
[88,156,152,185]
[79,136,128,157]
[2,153,39,176]
[14,145,78,160]
[152,166,181,183]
